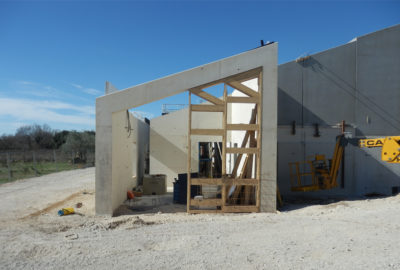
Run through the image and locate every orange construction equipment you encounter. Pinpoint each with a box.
[289,135,347,192]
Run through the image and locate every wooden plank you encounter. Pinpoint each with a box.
[244,132,256,204]
[187,94,192,213]
[224,178,258,186]
[191,129,224,136]
[227,124,259,131]
[231,152,251,204]
[228,107,258,204]
[277,187,283,207]
[190,199,222,207]
[241,155,253,205]
[222,84,227,207]
[190,88,224,105]
[226,147,258,154]
[226,96,259,104]
[191,104,224,112]
[230,133,249,178]
[226,81,260,98]
[227,68,262,83]
[188,209,221,214]
[230,106,257,178]
[191,178,222,185]
[191,178,258,186]
[223,205,259,213]
[256,72,263,208]
[222,84,227,176]
[239,154,251,179]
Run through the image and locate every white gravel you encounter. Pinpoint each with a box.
[0,168,399,269]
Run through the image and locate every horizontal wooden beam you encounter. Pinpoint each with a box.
[223,179,258,186]
[226,124,259,131]
[190,178,259,186]
[191,104,224,112]
[188,209,222,214]
[191,129,224,136]
[226,81,260,98]
[191,178,222,185]
[226,148,259,154]
[226,96,259,104]
[222,205,259,213]
[190,199,222,207]
[190,88,224,105]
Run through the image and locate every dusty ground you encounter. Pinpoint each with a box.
[0,169,400,269]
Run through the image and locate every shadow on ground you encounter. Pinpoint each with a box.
[278,193,397,212]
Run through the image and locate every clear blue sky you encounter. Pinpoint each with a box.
[0,1,399,135]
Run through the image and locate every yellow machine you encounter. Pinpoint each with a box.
[359,136,400,163]
[289,135,400,192]
[289,135,347,192]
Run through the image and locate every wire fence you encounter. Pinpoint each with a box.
[0,149,95,184]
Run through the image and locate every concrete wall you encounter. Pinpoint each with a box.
[150,107,223,187]
[111,111,149,212]
[353,24,400,195]
[111,111,135,212]
[278,24,400,198]
[136,118,150,185]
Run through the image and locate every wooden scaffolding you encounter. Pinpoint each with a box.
[187,68,262,213]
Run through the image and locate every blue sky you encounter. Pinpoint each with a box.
[0,1,399,135]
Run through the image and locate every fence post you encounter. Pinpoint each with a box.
[53,149,58,172]
[32,151,37,176]
[6,152,12,181]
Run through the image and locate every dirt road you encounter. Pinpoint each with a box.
[0,168,94,220]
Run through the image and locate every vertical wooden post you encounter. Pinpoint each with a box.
[221,84,228,209]
[32,151,37,176]
[6,152,12,181]
[187,92,192,213]
[53,149,58,172]
[256,71,263,209]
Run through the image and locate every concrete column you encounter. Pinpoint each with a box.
[95,102,113,215]
[260,46,278,212]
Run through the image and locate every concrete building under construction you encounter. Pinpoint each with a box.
[95,24,400,216]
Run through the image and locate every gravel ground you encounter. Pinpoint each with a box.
[0,168,399,269]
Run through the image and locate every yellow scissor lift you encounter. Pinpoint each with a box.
[289,135,347,192]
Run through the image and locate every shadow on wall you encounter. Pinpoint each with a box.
[278,87,328,126]
[149,127,188,184]
[354,146,400,196]
[302,57,400,134]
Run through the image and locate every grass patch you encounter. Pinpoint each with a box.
[0,161,90,184]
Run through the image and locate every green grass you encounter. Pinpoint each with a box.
[0,161,88,184]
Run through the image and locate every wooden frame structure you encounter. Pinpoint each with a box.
[187,68,263,213]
